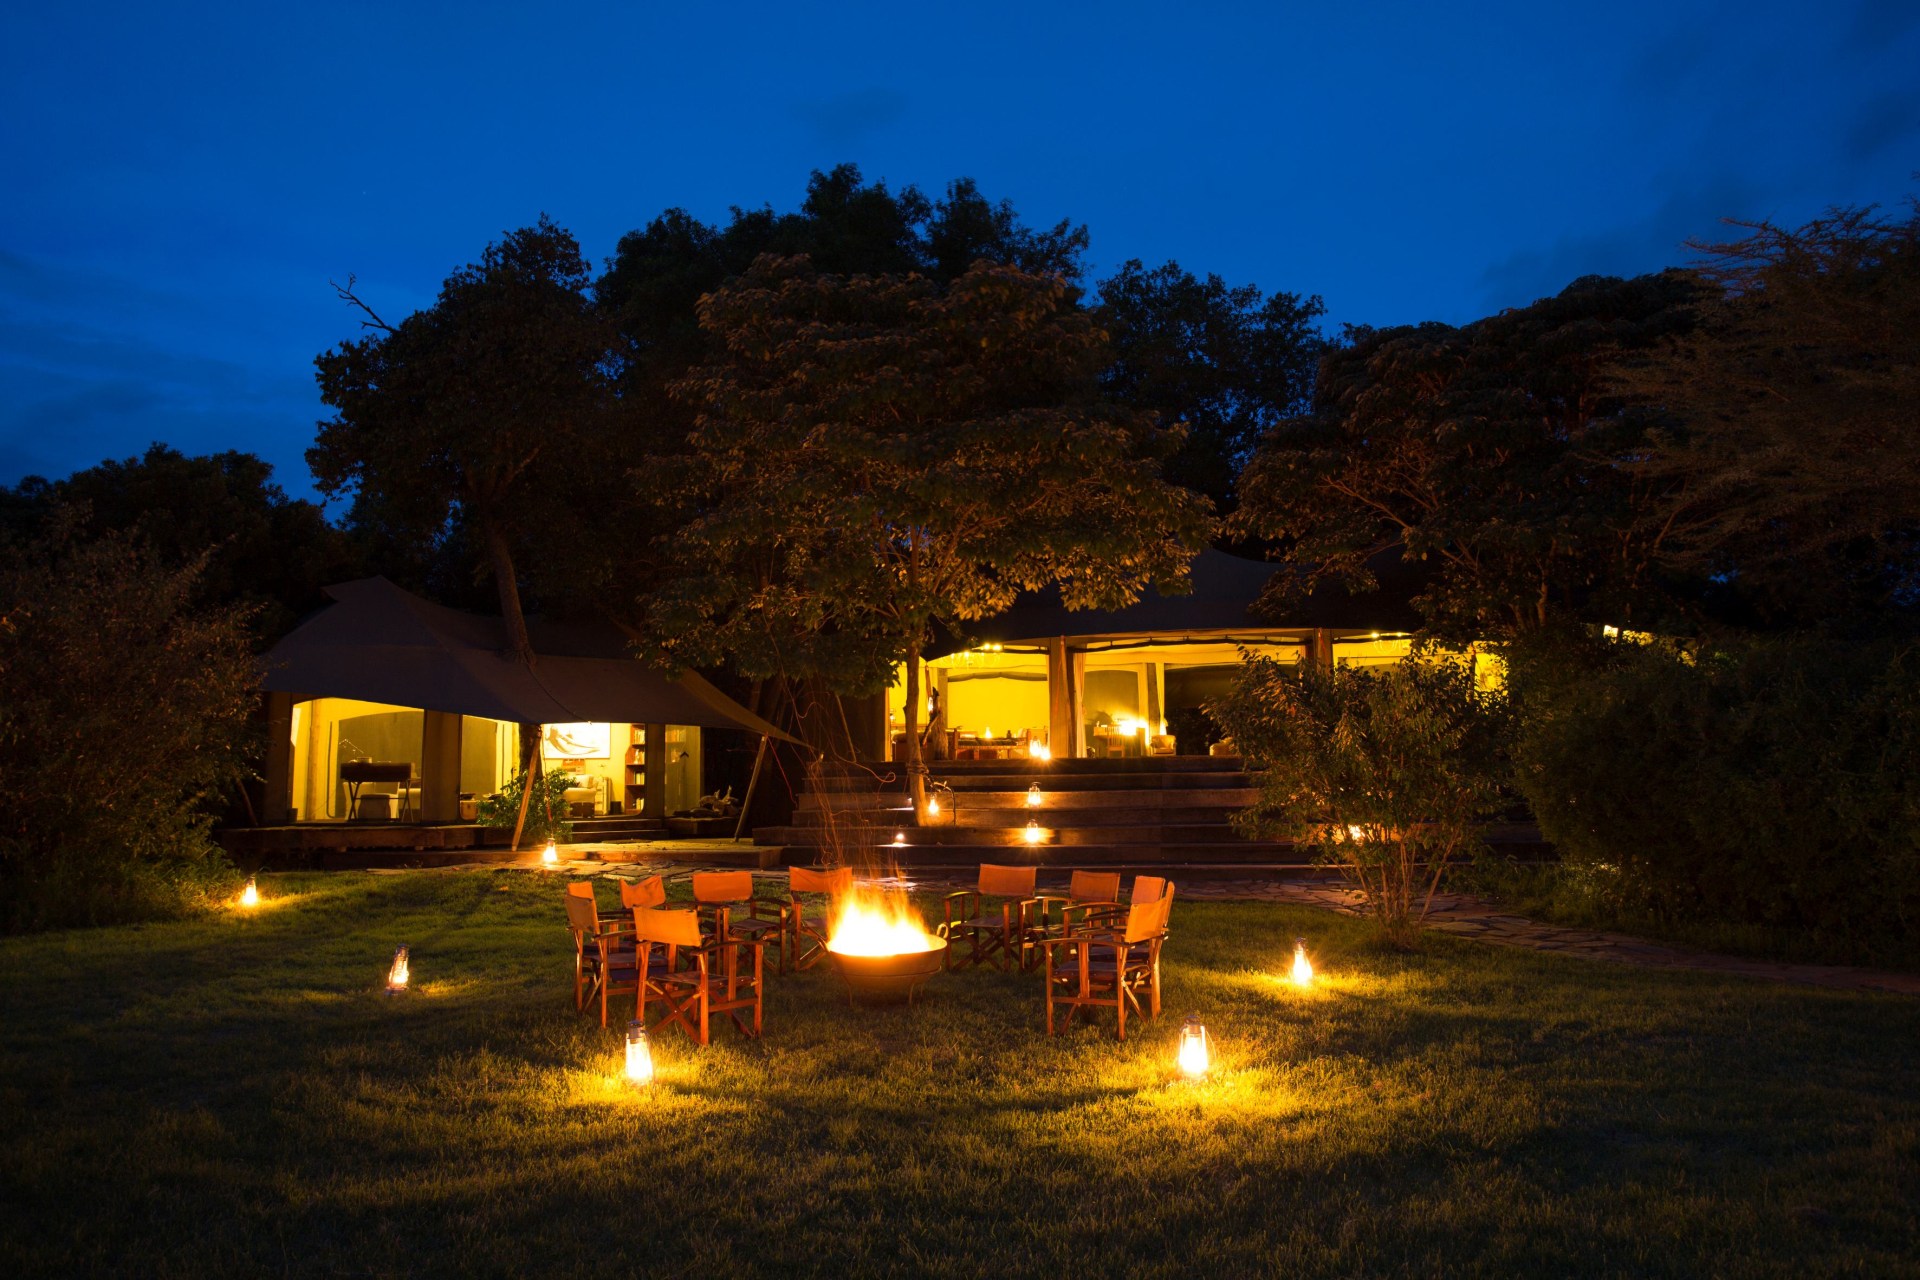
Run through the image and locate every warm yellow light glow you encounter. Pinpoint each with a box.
[542,840,558,866]
[1177,1018,1210,1078]
[1029,741,1051,761]
[926,796,940,817]
[239,878,259,908]
[1026,783,1042,807]
[892,830,907,847]
[981,725,994,740]
[1346,824,1366,842]
[1291,938,1313,986]
[624,1021,654,1085]
[386,946,410,993]
[1115,716,1147,738]
[828,887,939,956]
[1023,819,1045,845]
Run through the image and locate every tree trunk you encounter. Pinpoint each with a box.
[483,519,536,666]
[903,638,927,819]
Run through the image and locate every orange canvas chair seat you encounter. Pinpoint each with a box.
[786,865,853,973]
[1041,884,1175,1040]
[939,863,1039,971]
[633,904,767,1045]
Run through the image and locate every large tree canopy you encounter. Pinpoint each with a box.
[310,218,621,659]
[1623,201,1920,624]
[642,256,1212,804]
[1236,272,1703,638]
[1096,259,1326,516]
[0,444,357,644]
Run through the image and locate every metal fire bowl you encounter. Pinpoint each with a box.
[829,939,948,1002]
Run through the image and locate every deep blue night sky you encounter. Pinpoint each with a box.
[4,1,1916,499]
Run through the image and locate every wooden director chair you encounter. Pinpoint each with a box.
[940,863,1038,971]
[632,903,767,1045]
[1039,881,1175,1040]
[1023,870,1123,969]
[785,865,854,972]
[565,888,637,1027]
[691,870,787,959]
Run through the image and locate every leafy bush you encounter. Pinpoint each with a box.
[1214,656,1511,947]
[0,519,256,931]
[475,767,575,846]
[1507,630,1920,963]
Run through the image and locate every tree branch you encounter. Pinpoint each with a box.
[330,274,396,334]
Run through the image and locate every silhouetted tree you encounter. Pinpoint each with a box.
[1096,259,1326,515]
[1,444,357,643]
[310,218,621,660]
[1236,272,1703,638]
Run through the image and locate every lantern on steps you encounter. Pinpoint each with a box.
[1177,1017,1211,1078]
[386,945,411,994]
[624,1020,654,1085]
[892,831,907,847]
[1023,818,1045,846]
[1291,937,1313,986]
[1029,741,1051,761]
[239,877,259,908]
[1026,783,1042,808]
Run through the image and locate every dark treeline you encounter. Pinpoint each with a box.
[3,173,1915,955]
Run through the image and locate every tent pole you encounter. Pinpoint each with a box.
[511,732,542,853]
[733,734,771,843]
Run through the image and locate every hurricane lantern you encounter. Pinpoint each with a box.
[542,839,558,866]
[1025,783,1042,808]
[239,877,259,908]
[1023,818,1045,846]
[386,945,411,994]
[1029,741,1052,761]
[624,1020,654,1085]
[1177,1017,1211,1078]
[1290,937,1313,986]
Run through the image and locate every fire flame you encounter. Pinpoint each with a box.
[828,888,938,956]
[1291,939,1313,986]
[239,878,259,908]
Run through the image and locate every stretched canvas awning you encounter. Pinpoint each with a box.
[262,578,794,741]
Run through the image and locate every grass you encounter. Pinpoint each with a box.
[3,871,1918,1279]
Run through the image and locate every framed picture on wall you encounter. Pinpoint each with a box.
[543,723,611,759]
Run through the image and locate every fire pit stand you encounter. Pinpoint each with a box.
[829,939,948,1004]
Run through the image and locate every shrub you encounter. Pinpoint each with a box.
[1214,655,1511,947]
[0,519,256,931]
[475,767,575,846]
[1507,629,1920,962]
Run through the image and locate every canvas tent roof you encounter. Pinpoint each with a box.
[262,577,793,740]
[944,548,1425,651]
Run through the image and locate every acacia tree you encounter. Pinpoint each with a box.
[644,255,1212,813]
[1236,273,1703,639]
[309,218,617,661]
[1625,201,1920,623]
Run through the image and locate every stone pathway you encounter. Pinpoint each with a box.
[370,854,1920,997]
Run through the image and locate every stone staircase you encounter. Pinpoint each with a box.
[755,756,1317,873]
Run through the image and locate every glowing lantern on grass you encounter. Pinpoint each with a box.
[1026,783,1042,808]
[1023,819,1045,846]
[1290,937,1313,986]
[542,839,558,866]
[1177,1017,1211,1079]
[239,877,259,908]
[625,1020,654,1085]
[386,945,411,994]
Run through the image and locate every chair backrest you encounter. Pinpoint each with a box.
[692,870,753,903]
[1122,894,1171,944]
[565,881,596,901]
[978,864,1037,898]
[791,865,853,897]
[620,875,666,910]
[632,905,703,948]
[1131,875,1167,904]
[1069,870,1121,903]
[564,891,600,934]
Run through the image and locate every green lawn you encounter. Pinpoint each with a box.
[3,872,1917,1279]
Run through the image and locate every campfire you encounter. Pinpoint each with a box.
[826,885,946,1001]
